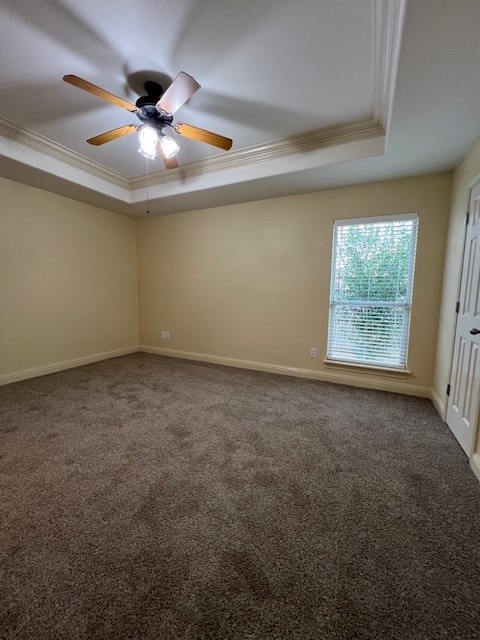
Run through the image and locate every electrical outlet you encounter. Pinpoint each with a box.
[161,330,170,340]
[310,347,317,358]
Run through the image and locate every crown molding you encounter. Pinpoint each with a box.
[130,117,384,189]
[0,117,129,189]
[372,0,407,133]
[0,115,385,199]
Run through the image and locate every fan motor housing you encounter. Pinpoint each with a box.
[136,104,173,129]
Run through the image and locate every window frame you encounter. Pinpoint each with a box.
[326,212,418,371]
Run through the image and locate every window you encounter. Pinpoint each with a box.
[327,213,418,369]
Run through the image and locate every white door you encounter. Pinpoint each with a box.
[446,181,480,454]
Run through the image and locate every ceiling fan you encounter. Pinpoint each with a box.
[63,72,233,169]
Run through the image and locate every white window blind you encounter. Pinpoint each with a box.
[327,213,418,369]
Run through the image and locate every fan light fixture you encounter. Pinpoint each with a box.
[159,134,180,159]
[138,126,180,161]
[138,126,158,160]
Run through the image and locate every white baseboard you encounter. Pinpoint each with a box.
[139,345,431,397]
[430,387,446,420]
[0,343,434,400]
[470,454,480,484]
[0,346,139,386]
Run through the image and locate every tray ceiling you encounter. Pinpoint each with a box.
[1,0,480,216]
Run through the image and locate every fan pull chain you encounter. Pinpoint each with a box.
[145,158,150,216]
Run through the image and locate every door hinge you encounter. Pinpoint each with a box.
[455,301,460,313]
[446,384,451,396]
[466,211,470,225]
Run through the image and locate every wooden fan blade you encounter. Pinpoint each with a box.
[156,72,200,115]
[63,75,137,112]
[164,156,179,169]
[174,122,233,150]
[156,141,179,169]
[87,124,137,146]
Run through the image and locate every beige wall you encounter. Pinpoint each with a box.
[0,177,138,378]
[433,136,480,410]
[0,170,453,395]
[137,172,452,394]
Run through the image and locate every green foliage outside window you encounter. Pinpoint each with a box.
[334,222,412,303]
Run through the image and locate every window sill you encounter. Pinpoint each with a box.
[324,359,411,378]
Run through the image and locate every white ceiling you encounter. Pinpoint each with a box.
[1,0,480,216]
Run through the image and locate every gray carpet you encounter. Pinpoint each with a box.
[1,353,480,639]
